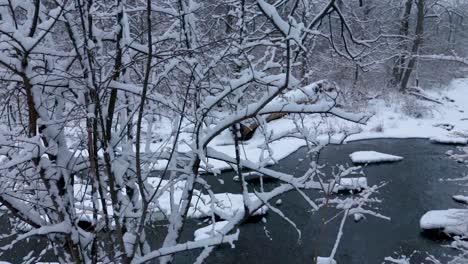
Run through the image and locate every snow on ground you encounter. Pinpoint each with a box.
[202,118,310,171]
[193,221,229,241]
[420,209,468,235]
[197,78,468,171]
[69,79,468,172]
[349,151,403,164]
[430,136,468,145]
[345,79,468,142]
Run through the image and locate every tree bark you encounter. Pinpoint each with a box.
[400,0,425,92]
[391,0,413,86]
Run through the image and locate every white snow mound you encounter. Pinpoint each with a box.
[420,209,468,235]
[349,151,403,164]
[430,136,467,145]
[334,177,368,192]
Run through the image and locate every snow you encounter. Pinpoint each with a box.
[430,135,467,145]
[420,209,468,235]
[452,195,468,204]
[353,213,364,222]
[150,178,268,219]
[70,79,468,173]
[317,257,337,264]
[193,221,229,241]
[384,256,410,264]
[256,0,303,43]
[353,79,468,139]
[275,199,282,206]
[334,177,368,192]
[349,151,403,164]
[72,178,268,221]
[201,79,468,171]
[242,171,266,181]
[202,124,307,171]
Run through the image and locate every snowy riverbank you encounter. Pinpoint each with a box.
[68,78,468,172]
[197,78,468,171]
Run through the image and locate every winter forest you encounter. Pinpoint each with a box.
[2,0,468,263]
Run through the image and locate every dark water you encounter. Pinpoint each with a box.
[174,139,468,264]
[1,139,467,263]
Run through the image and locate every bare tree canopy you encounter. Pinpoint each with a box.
[0,0,467,263]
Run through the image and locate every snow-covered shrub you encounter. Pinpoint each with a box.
[401,98,433,119]
[371,122,385,133]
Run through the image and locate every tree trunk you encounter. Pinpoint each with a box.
[400,0,425,92]
[391,0,413,86]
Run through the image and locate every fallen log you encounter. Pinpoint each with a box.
[236,80,336,141]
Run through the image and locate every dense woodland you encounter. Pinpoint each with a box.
[0,0,468,263]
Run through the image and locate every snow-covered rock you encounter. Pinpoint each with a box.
[334,177,368,192]
[420,209,468,235]
[452,195,468,204]
[316,257,337,264]
[430,135,467,145]
[194,221,229,241]
[349,151,403,164]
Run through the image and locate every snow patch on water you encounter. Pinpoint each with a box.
[420,209,468,235]
[349,151,403,164]
[430,136,468,145]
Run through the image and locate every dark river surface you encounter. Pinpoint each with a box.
[1,139,467,263]
[172,139,468,264]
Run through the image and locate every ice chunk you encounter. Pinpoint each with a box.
[349,151,403,164]
[420,209,468,235]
